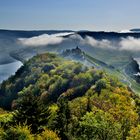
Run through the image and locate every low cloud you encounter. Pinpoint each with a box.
[82,36,114,49]
[119,37,140,51]
[18,32,140,52]
[83,36,140,51]
[18,32,74,46]
[120,30,132,33]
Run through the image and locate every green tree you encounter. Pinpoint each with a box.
[48,98,70,140]
[13,93,48,134]
[95,79,107,94]
[78,110,122,140]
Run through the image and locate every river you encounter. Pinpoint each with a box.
[0,61,23,83]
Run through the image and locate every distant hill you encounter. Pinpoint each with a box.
[125,57,140,83]
[0,29,73,38]
[130,28,140,32]
[77,31,140,40]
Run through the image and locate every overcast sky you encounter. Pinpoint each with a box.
[0,0,140,31]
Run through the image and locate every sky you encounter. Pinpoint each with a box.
[0,0,140,31]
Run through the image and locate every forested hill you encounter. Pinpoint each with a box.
[0,53,140,139]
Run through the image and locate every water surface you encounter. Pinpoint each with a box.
[0,61,23,83]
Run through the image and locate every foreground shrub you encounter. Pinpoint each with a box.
[0,127,5,140]
[37,129,60,140]
[127,125,140,140]
[1,124,34,140]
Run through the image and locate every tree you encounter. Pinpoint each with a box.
[48,98,70,140]
[13,93,48,134]
[95,79,107,94]
[78,110,122,140]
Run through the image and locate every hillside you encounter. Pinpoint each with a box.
[0,53,140,139]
